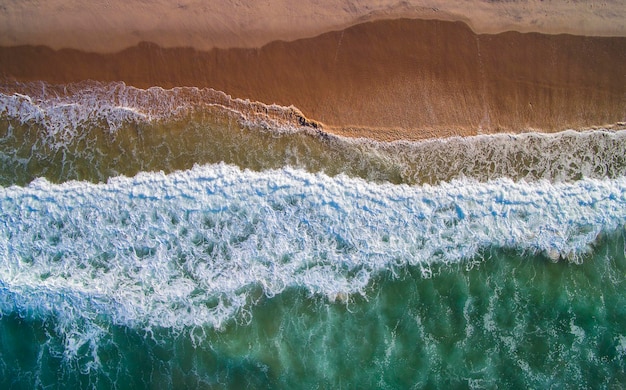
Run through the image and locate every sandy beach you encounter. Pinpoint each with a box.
[1,1,625,140]
[2,0,626,52]
[3,4,626,387]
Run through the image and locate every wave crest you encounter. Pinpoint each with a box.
[1,165,625,332]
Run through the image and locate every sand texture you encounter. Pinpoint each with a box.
[2,18,625,140]
[1,1,625,140]
[1,0,625,52]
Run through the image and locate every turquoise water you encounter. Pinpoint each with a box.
[2,242,625,388]
[0,82,625,389]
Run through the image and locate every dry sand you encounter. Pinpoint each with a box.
[0,1,625,140]
[1,0,625,52]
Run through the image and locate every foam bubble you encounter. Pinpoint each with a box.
[0,81,317,147]
[1,81,626,186]
[0,164,625,334]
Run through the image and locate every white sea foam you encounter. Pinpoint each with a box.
[0,87,147,142]
[0,164,625,334]
[2,81,625,186]
[0,81,315,147]
[372,130,626,182]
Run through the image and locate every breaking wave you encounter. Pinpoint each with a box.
[1,164,625,334]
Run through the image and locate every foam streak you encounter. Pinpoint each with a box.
[0,165,625,330]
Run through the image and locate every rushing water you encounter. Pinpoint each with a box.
[0,81,625,389]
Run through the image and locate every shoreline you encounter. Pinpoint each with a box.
[3,78,624,144]
[1,18,625,141]
[2,79,626,187]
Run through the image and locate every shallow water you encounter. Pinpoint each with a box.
[1,81,625,187]
[0,82,625,389]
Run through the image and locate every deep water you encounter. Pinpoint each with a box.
[2,238,625,389]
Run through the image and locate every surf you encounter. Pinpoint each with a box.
[1,164,625,333]
[1,81,626,389]
[2,81,626,186]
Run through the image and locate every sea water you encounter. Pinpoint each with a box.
[0,82,625,388]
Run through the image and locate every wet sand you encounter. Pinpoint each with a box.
[2,18,624,141]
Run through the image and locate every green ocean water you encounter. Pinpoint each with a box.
[2,239,625,389]
[1,82,626,389]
